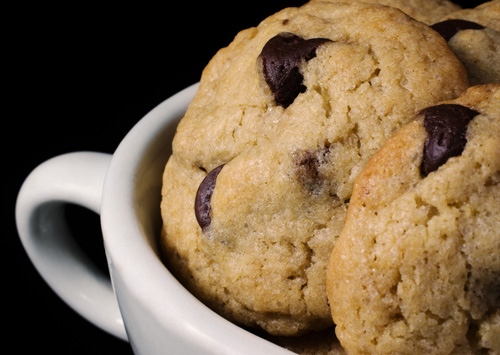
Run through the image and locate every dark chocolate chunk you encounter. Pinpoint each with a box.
[420,104,479,177]
[260,33,331,108]
[195,164,225,230]
[431,19,485,42]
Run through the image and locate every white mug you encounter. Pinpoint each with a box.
[16,83,293,355]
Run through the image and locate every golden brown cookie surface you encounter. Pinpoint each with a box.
[327,84,500,354]
[432,0,500,85]
[308,0,462,24]
[161,1,468,337]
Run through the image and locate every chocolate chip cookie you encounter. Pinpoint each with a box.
[160,1,468,336]
[432,0,500,85]
[327,84,500,354]
[308,0,462,24]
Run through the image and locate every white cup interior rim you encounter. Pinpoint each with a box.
[101,83,293,354]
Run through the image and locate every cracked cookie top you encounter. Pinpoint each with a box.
[327,84,500,354]
[160,1,468,337]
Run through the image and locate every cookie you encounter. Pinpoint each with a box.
[308,0,462,24]
[327,84,500,354]
[160,1,468,336]
[438,0,500,31]
[431,0,500,85]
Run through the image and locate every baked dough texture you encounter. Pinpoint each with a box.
[327,84,500,354]
[160,1,468,336]
[434,0,500,85]
[440,0,500,31]
[308,0,462,24]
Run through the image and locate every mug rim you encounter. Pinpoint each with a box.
[100,83,293,354]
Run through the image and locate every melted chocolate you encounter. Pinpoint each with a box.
[431,19,485,42]
[195,164,224,230]
[294,147,330,194]
[420,104,479,177]
[260,33,331,108]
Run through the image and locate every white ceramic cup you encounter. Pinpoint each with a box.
[16,83,293,355]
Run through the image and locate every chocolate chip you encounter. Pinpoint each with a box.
[420,104,479,177]
[260,33,331,108]
[195,164,224,230]
[294,147,330,194]
[431,19,485,42]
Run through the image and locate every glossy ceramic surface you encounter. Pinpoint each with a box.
[16,84,293,355]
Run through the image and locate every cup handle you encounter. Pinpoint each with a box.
[16,151,128,341]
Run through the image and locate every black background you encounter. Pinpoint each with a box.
[5,1,484,353]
